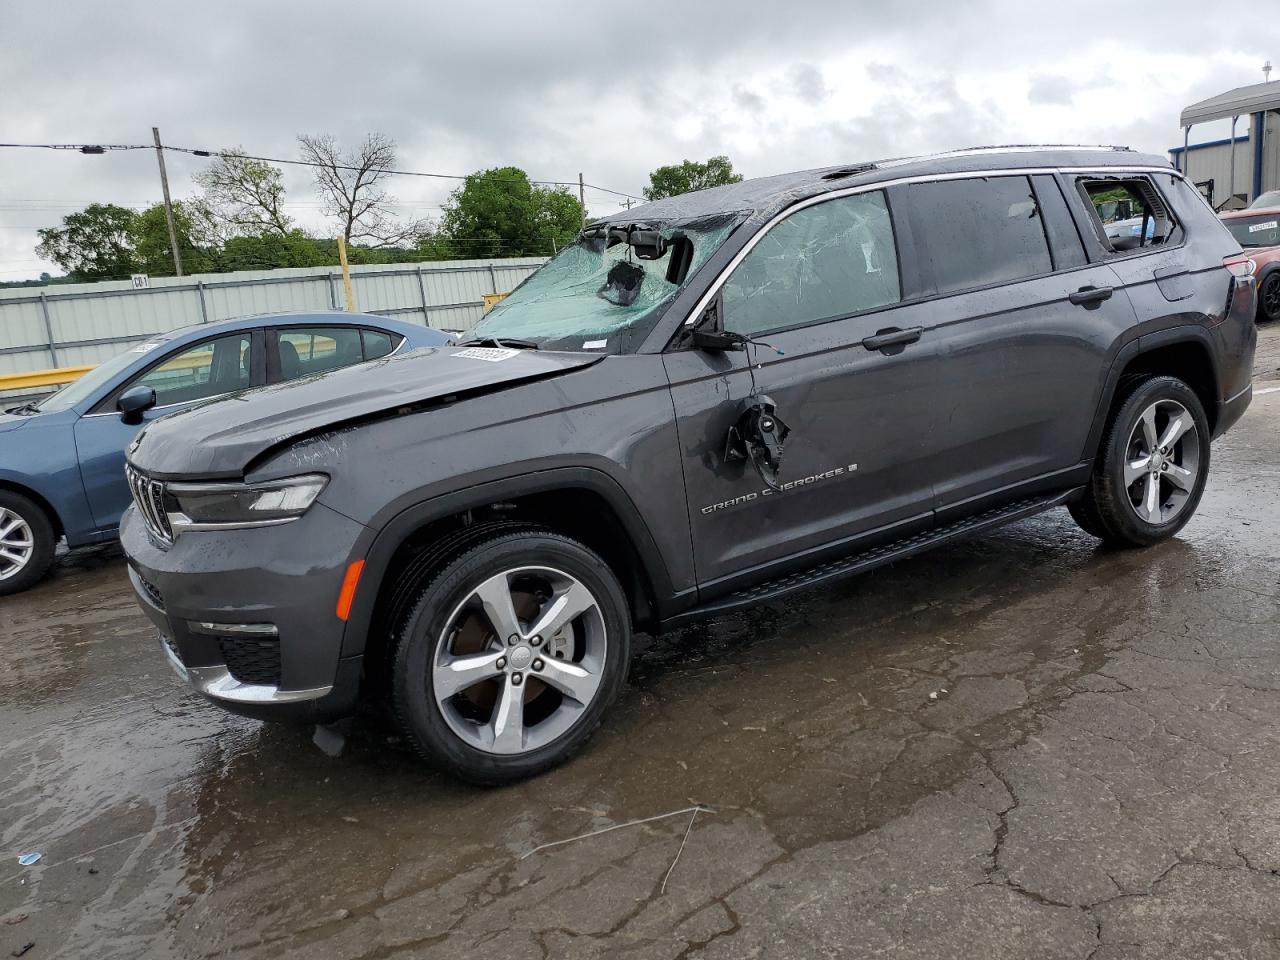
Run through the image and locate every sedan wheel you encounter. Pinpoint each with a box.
[0,507,35,581]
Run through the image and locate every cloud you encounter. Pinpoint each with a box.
[789,64,830,103]
[1028,74,1077,106]
[0,1,1277,278]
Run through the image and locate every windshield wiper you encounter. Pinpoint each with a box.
[456,336,539,350]
[6,402,40,416]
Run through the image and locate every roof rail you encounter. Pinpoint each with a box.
[875,144,1135,169]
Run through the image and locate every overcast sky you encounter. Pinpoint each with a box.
[2,1,1276,279]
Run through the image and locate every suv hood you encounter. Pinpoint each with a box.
[128,345,604,478]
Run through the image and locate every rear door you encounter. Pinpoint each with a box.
[897,173,1138,515]
[266,325,401,384]
[664,189,940,591]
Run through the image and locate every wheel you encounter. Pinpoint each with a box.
[1260,272,1280,324]
[391,530,631,785]
[0,491,56,596]
[1070,376,1210,547]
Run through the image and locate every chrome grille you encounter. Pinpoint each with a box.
[126,464,174,544]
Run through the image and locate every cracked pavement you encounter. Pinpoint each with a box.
[3,325,1280,959]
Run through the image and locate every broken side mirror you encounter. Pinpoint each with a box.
[692,327,745,352]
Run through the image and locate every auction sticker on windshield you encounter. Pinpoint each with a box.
[1248,220,1278,233]
[453,347,520,362]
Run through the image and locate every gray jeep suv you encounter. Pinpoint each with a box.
[122,146,1258,784]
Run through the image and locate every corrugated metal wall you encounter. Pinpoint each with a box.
[1172,137,1254,209]
[0,257,546,374]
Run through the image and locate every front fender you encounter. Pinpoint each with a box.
[0,417,96,544]
[337,465,677,657]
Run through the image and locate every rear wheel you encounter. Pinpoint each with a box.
[1260,272,1280,324]
[1070,376,1210,547]
[0,491,56,596]
[391,531,630,785]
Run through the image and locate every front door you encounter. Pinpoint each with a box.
[74,331,259,533]
[664,189,938,592]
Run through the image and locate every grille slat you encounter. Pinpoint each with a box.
[126,465,174,545]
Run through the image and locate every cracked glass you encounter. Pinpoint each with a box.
[722,191,900,336]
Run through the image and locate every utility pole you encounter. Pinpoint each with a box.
[579,172,587,229]
[336,235,356,311]
[151,127,183,277]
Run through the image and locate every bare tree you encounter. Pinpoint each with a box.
[297,133,429,247]
[193,150,292,237]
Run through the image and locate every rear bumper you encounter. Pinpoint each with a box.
[121,501,366,723]
[1214,382,1253,440]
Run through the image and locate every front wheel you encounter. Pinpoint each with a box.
[0,491,56,596]
[1259,272,1280,324]
[1069,376,1210,548]
[391,530,631,785]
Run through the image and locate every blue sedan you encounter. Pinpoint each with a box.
[0,311,452,595]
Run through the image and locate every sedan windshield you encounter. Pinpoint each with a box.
[1223,215,1280,249]
[34,337,169,412]
[468,215,742,353]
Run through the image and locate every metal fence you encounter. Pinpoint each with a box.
[0,256,547,376]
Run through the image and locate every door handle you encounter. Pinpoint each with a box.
[861,326,923,353]
[1068,285,1114,307]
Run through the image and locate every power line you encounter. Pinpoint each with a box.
[0,141,646,201]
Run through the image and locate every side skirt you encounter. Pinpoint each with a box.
[658,489,1080,630]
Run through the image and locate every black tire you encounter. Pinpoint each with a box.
[0,490,56,596]
[1259,272,1280,324]
[391,530,631,785]
[1070,376,1210,548]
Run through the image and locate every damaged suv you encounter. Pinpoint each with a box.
[123,147,1257,784]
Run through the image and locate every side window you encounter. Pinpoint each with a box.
[276,327,365,382]
[129,334,251,407]
[908,176,1052,295]
[361,329,398,360]
[722,191,900,336]
[1031,175,1088,270]
[1077,177,1182,255]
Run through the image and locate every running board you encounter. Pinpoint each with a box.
[664,491,1077,627]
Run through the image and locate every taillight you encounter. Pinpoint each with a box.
[1223,254,1256,280]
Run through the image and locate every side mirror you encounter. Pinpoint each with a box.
[692,327,745,352]
[118,385,157,424]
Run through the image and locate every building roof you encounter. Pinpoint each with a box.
[1180,80,1280,127]
[609,146,1166,226]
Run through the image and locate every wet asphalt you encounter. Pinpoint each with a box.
[3,326,1280,960]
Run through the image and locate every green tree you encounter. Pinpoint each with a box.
[130,202,214,276]
[35,203,138,280]
[439,167,584,258]
[193,150,292,238]
[642,156,743,201]
[216,230,332,271]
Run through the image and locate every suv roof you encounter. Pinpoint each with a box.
[615,145,1167,225]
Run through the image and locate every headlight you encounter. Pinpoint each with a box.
[166,474,328,532]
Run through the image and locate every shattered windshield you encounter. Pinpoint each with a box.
[469,215,742,353]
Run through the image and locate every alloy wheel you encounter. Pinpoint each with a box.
[1263,274,1280,322]
[432,565,608,755]
[1123,399,1201,525]
[0,507,35,581]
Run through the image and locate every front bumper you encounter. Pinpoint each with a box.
[122,500,367,723]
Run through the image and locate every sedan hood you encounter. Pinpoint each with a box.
[128,345,604,478]
[0,411,34,435]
